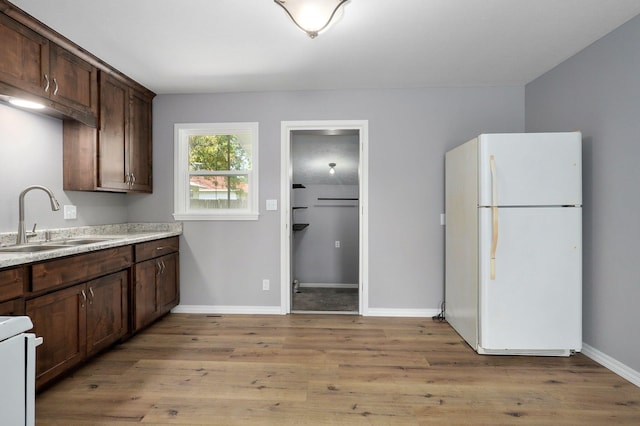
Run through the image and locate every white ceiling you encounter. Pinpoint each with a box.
[8,0,640,185]
[10,0,640,95]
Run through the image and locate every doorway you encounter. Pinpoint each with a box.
[280,120,369,315]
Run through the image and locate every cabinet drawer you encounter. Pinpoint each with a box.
[31,246,133,293]
[135,237,179,262]
[0,266,25,302]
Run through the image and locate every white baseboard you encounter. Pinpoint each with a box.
[172,305,282,315]
[173,305,442,318]
[582,343,640,387]
[364,308,441,318]
[298,282,359,289]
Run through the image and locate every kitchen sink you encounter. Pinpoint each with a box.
[0,244,71,253]
[58,238,114,245]
[0,237,117,253]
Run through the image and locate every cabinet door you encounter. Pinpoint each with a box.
[158,253,179,314]
[26,285,87,389]
[134,258,159,331]
[98,72,129,191]
[128,88,152,192]
[0,13,48,98]
[48,43,98,118]
[0,298,24,316]
[86,270,128,356]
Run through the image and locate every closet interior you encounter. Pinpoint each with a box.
[290,130,360,313]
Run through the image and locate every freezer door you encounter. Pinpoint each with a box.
[478,207,582,352]
[478,133,582,207]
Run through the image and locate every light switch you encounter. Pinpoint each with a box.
[266,199,278,211]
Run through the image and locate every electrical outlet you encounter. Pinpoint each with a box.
[335,240,340,248]
[262,279,270,291]
[64,205,77,220]
[440,213,446,226]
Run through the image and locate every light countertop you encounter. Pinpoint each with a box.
[0,223,182,269]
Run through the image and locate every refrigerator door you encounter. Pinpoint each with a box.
[478,132,582,207]
[478,207,582,354]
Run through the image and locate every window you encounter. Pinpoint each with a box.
[174,122,259,220]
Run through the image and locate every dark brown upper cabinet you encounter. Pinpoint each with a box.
[63,72,154,193]
[0,13,98,126]
[1,0,155,191]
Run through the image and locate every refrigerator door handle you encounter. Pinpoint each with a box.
[490,155,498,280]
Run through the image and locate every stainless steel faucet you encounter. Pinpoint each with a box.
[16,185,60,245]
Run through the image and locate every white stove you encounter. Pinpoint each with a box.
[0,316,33,340]
[0,316,41,426]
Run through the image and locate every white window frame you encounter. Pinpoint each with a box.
[173,122,259,221]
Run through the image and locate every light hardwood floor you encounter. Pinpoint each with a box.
[36,314,640,425]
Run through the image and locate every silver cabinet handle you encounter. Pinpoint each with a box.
[53,77,59,96]
[89,287,95,305]
[43,74,50,93]
[131,173,136,185]
[81,289,87,308]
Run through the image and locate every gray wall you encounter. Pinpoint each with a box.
[0,103,128,234]
[127,87,524,310]
[526,16,640,371]
[292,184,359,284]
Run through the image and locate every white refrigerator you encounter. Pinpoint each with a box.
[445,132,582,356]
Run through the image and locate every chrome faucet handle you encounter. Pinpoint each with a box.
[26,223,38,240]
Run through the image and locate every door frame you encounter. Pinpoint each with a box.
[280,120,369,314]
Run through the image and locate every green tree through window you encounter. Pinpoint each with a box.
[188,134,252,209]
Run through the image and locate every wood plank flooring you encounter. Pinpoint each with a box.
[36,314,640,425]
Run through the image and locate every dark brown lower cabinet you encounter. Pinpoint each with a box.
[0,297,24,315]
[0,266,25,315]
[86,270,128,356]
[26,270,128,389]
[134,252,179,331]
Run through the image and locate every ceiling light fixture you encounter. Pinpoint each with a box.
[329,162,336,174]
[274,0,349,39]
